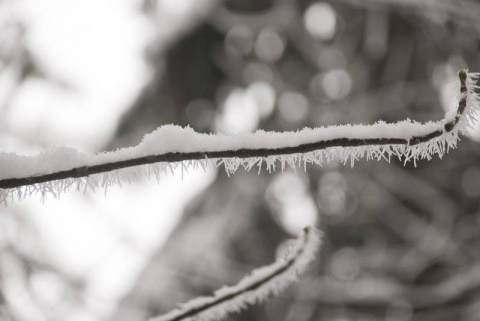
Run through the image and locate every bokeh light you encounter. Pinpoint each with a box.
[254,28,286,63]
[304,2,337,41]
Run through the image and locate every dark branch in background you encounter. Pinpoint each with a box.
[0,70,468,190]
[337,0,480,28]
[295,261,480,309]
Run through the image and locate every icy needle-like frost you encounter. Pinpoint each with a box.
[149,226,321,321]
[0,70,478,203]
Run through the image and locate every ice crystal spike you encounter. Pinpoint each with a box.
[0,70,478,204]
[149,226,321,321]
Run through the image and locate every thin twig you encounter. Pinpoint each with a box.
[0,70,469,190]
[151,226,320,321]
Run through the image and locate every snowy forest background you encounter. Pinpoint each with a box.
[1,0,480,320]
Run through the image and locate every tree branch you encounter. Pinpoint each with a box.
[150,226,321,321]
[0,70,476,195]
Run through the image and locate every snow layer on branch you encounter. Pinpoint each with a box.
[0,120,440,179]
[149,226,321,321]
[0,71,478,203]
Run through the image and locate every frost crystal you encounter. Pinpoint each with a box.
[149,226,321,321]
[0,71,478,203]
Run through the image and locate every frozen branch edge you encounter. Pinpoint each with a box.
[0,70,478,203]
[149,226,321,321]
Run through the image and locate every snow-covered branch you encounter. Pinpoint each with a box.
[0,70,478,203]
[149,226,321,321]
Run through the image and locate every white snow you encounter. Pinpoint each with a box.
[150,226,322,321]
[0,72,478,204]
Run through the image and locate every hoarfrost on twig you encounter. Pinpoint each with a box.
[149,226,321,321]
[0,70,478,203]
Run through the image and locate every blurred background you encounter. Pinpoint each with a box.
[1,0,480,320]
